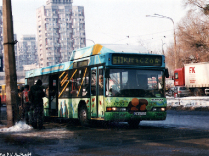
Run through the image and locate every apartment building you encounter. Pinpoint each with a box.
[0,6,3,61]
[16,35,38,71]
[36,0,86,68]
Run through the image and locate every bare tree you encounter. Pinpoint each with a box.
[165,0,209,73]
[184,0,209,15]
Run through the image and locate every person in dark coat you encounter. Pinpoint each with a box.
[29,79,45,129]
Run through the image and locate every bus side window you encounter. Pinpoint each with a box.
[99,69,103,95]
[81,69,89,97]
[72,70,79,97]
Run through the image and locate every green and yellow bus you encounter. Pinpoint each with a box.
[25,44,169,127]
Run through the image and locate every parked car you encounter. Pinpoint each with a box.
[174,86,191,97]
[166,87,174,96]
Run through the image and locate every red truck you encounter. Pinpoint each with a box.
[174,62,209,96]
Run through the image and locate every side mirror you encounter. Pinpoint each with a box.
[105,69,110,78]
[165,68,169,78]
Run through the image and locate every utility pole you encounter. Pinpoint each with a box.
[3,0,19,127]
[146,14,177,69]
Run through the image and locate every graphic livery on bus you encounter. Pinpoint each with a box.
[25,44,169,127]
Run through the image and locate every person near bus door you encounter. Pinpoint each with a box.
[18,86,24,121]
[21,85,30,124]
[29,79,45,129]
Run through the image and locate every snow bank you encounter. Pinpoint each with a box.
[166,96,209,111]
[167,97,209,107]
[0,121,32,132]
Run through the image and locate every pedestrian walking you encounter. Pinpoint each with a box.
[29,79,45,129]
[21,85,30,124]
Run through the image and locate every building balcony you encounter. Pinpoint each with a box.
[52,34,59,37]
[60,49,67,53]
[73,34,79,38]
[45,44,53,48]
[67,20,72,23]
[72,25,78,28]
[52,15,58,18]
[80,34,85,38]
[80,20,85,23]
[45,15,52,18]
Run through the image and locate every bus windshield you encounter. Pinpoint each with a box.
[106,69,165,97]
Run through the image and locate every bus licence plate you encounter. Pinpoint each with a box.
[134,112,146,115]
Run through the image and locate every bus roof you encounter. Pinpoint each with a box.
[70,44,114,60]
[25,44,163,78]
[70,44,149,60]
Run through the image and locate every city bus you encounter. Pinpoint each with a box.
[25,44,169,127]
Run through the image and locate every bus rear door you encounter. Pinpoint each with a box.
[49,74,58,117]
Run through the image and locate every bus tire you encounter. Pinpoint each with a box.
[79,106,89,126]
[128,120,140,128]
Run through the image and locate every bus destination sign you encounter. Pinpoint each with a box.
[112,54,162,66]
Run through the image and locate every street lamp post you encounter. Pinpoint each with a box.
[146,14,177,69]
[86,39,95,45]
[161,39,166,55]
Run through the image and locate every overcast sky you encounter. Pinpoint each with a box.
[1,0,187,53]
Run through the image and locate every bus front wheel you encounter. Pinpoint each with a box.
[128,120,140,128]
[79,106,89,126]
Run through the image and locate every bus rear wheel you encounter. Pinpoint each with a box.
[79,106,89,126]
[128,120,140,128]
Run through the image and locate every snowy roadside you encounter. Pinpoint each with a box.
[166,96,209,111]
[0,121,33,132]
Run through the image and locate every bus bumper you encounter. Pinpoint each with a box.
[104,111,166,122]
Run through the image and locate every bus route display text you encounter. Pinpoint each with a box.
[112,54,162,66]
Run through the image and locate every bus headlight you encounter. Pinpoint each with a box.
[161,107,166,111]
[152,107,166,112]
[112,107,117,111]
[106,107,127,112]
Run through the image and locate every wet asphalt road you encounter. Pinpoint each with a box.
[0,107,209,156]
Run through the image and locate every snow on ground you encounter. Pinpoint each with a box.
[167,96,209,107]
[0,121,32,132]
[0,121,73,139]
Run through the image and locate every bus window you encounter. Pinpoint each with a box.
[106,69,165,97]
[136,74,147,90]
[91,70,96,96]
[81,68,89,97]
[99,69,103,95]
[42,75,49,94]
[68,68,89,97]
[59,71,73,98]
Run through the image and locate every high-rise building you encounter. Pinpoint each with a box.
[0,6,3,60]
[0,6,17,72]
[36,0,86,68]
[16,35,38,71]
